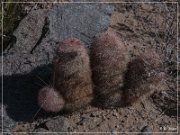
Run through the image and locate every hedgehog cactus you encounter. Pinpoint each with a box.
[90,31,129,108]
[53,38,93,112]
[123,48,167,105]
[38,86,65,112]
[38,38,93,113]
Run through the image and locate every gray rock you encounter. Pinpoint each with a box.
[48,3,114,46]
[45,116,69,132]
[12,9,48,54]
[32,117,69,134]
[2,3,114,75]
[2,9,48,75]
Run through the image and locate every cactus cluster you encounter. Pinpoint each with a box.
[38,38,93,113]
[90,31,129,108]
[38,31,166,112]
[123,49,166,105]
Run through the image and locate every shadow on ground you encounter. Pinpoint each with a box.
[1,64,53,122]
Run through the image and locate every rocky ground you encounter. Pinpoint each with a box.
[1,1,179,135]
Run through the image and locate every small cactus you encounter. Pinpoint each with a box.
[90,31,129,108]
[123,48,167,105]
[38,86,65,112]
[53,38,93,112]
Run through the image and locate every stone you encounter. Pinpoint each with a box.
[45,116,69,132]
[2,9,48,75]
[48,3,114,46]
[12,9,48,54]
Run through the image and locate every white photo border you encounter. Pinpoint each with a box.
[1,1,179,134]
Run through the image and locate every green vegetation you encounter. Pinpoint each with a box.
[0,0,24,51]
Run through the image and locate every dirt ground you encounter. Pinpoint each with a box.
[2,1,179,135]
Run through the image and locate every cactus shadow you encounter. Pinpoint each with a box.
[1,64,53,122]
